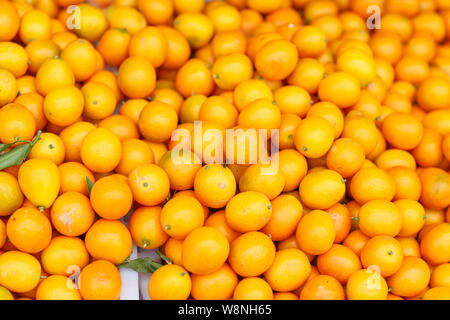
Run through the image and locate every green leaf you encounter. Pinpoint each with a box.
[0,141,19,153]
[118,257,163,273]
[0,137,35,153]
[0,131,42,171]
[156,250,172,264]
[86,176,94,195]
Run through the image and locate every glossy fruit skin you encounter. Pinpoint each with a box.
[61,39,97,82]
[419,168,450,210]
[255,39,298,81]
[0,1,20,41]
[81,82,117,121]
[59,121,96,163]
[229,231,276,277]
[207,4,241,32]
[1,0,450,302]
[211,30,247,58]
[181,227,229,275]
[346,269,388,300]
[159,149,201,191]
[397,237,421,258]
[295,116,335,159]
[85,219,133,265]
[420,223,450,265]
[50,192,95,237]
[382,112,424,150]
[212,53,253,90]
[375,149,416,171]
[387,257,431,297]
[79,260,121,300]
[0,69,17,107]
[292,26,327,58]
[430,263,450,288]
[318,72,361,108]
[274,86,311,117]
[36,275,81,300]
[138,101,178,143]
[118,56,156,99]
[264,248,311,292]
[44,86,84,127]
[18,159,60,209]
[148,264,191,300]
[233,277,274,300]
[343,229,369,256]
[0,42,28,78]
[423,287,450,300]
[80,128,122,174]
[388,167,422,201]
[342,115,379,156]
[87,70,123,102]
[0,172,23,217]
[163,237,184,266]
[160,27,191,70]
[300,275,345,300]
[296,210,336,255]
[199,96,238,129]
[350,167,396,205]
[360,235,404,277]
[224,191,271,233]
[175,59,215,98]
[99,115,140,142]
[0,251,41,293]
[191,263,238,300]
[396,199,425,237]
[6,207,52,254]
[90,175,133,220]
[422,110,450,137]
[119,99,148,124]
[28,132,65,165]
[194,164,236,209]
[19,9,52,45]
[238,98,281,133]
[278,149,308,192]
[299,169,346,210]
[326,203,352,244]
[234,79,273,110]
[109,6,146,35]
[179,94,206,123]
[337,48,376,86]
[273,291,299,300]
[41,236,89,276]
[129,26,168,69]
[72,3,107,42]
[261,194,303,241]
[174,13,214,48]
[0,286,14,300]
[417,77,450,111]
[58,162,95,196]
[358,200,402,237]
[308,101,345,138]
[0,103,36,144]
[317,244,362,284]
[128,163,170,207]
[35,57,75,96]
[160,196,204,240]
[97,28,131,68]
[129,206,168,250]
[326,138,365,178]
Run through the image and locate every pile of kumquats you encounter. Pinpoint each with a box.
[0,0,449,301]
